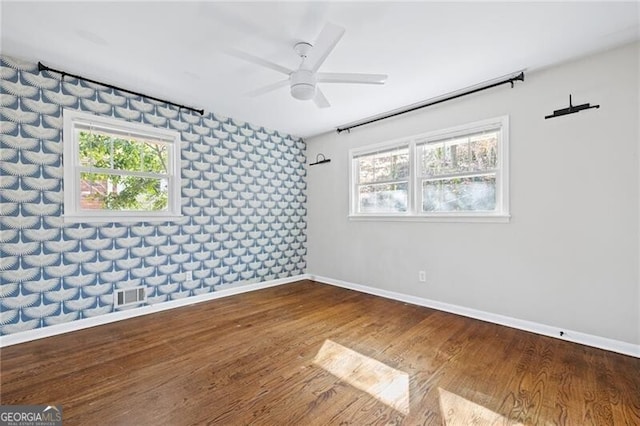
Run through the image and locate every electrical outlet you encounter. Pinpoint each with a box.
[185,271,193,281]
[418,270,426,282]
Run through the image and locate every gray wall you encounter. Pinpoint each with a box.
[306,42,639,345]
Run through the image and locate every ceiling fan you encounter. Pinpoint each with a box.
[230,22,388,108]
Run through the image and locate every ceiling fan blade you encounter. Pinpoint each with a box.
[317,72,388,85]
[313,87,330,108]
[225,48,293,75]
[245,80,289,97]
[304,22,345,73]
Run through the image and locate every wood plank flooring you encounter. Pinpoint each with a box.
[1,280,639,425]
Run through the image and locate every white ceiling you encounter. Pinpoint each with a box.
[1,2,638,138]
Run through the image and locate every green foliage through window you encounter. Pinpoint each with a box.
[78,131,169,211]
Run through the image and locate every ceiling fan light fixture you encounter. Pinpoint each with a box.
[290,69,317,101]
[291,83,316,100]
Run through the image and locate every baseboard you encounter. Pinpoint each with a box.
[5,273,637,357]
[310,274,640,358]
[0,274,312,348]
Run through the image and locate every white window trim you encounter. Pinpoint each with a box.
[63,109,183,223]
[348,116,510,223]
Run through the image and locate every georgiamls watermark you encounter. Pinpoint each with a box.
[0,405,62,426]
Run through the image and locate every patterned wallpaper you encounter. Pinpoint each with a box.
[0,55,307,336]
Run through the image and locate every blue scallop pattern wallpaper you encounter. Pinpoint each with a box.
[0,55,307,336]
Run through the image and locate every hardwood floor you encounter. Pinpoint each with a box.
[1,280,639,425]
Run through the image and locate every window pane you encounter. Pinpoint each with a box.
[420,131,498,177]
[112,138,137,171]
[80,172,168,211]
[421,137,468,176]
[78,131,111,168]
[469,132,498,172]
[79,131,168,174]
[141,141,168,173]
[357,157,374,184]
[359,182,408,213]
[357,148,409,184]
[422,175,496,212]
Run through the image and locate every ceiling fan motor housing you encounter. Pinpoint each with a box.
[290,70,317,100]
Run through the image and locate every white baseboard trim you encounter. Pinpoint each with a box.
[310,274,640,358]
[0,274,312,348]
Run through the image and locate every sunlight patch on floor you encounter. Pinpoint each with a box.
[313,339,410,415]
[438,387,523,425]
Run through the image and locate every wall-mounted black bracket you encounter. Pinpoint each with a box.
[545,94,599,119]
[309,153,331,166]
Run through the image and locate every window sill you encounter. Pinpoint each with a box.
[63,214,184,224]
[348,214,510,223]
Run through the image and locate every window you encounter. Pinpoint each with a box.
[349,116,509,222]
[63,109,182,223]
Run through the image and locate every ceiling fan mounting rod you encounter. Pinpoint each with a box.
[294,42,313,58]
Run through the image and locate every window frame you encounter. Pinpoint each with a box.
[348,116,510,223]
[63,109,183,223]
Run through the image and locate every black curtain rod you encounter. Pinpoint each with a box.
[336,71,525,134]
[38,62,205,115]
